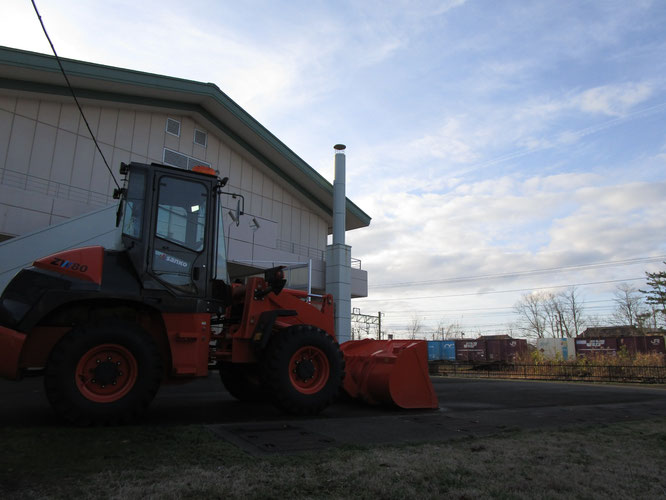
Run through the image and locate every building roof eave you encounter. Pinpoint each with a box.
[0,45,371,231]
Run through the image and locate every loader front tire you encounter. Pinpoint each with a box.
[44,322,162,425]
[263,325,344,415]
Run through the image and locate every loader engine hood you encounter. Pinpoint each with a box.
[33,246,105,285]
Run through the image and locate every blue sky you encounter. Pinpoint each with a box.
[3,0,666,337]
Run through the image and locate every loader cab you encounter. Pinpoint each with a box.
[118,162,228,300]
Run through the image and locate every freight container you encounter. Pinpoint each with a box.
[455,340,486,362]
[427,340,457,361]
[442,341,456,361]
[427,341,440,361]
[618,336,666,355]
[486,338,528,363]
[536,338,576,360]
[575,337,618,357]
[646,335,666,354]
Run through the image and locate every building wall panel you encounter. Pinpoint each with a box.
[229,151,242,190]
[38,101,60,127]
[15,98,39,120]
[90,143,114,196]
[28,122,56,179]
[78,105,100,137]
[206,133,219,167]
[51,130,77,184]
[147,113,166,162]
[218,142,232,178]
[179,118,194,157]
[240,159,253,192]
[97,108,118,145]
[132,112,151,157]
[71,137,95,189]
[0,204,50,236]
[58,104,80,134]
[164,129,179,151]
[115,110,134,151]
[0,95,16,113]
[6,115,35,173]
[0,109,12,170]
[192,143,206,161]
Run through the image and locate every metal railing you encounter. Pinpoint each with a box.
[1,168,113,207]
[276,239,325,260]
[431,362,666,384]
[276,240,363,269]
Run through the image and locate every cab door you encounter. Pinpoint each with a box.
[148,173,211,296]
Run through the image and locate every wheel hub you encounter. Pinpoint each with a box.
[93,360,120,386]
[76,344,137,403]
[288,345,330,395]
[295,359,315,380]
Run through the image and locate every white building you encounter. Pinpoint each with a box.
[0,46,370,297]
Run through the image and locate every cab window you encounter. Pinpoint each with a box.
[155,177,208,251]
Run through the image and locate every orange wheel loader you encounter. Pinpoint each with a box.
[0,162,436,425]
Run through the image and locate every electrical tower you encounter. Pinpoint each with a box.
[351,308,383,340]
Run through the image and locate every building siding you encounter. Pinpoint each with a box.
[0,94,328,258]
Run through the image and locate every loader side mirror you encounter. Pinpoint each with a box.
[234,197,242,224]
[115,199,124,227]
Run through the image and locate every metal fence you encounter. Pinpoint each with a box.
[2,168,113,207]
[431,362,666,384]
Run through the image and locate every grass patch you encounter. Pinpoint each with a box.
[1,418,665,499]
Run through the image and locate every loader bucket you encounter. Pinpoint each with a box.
[341,339,438,409]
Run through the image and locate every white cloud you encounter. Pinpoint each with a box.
[575,83,654,116]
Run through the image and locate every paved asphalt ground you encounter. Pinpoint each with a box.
[1,374,665,454]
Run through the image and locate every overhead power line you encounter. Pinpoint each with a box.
[31,0,119,189]
[370,255,665,289]
[382,298,615,315]
[359,276,647,303]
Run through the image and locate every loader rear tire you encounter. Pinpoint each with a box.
[44,322,162,425]
[262,325,344,415]
[219,362,265,402]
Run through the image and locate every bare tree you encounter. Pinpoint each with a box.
[514,292,548,338]
[444,321,465,339]
[542,287,586,338]
[613,283,648,327]
[433,319,465,339]
[406,315,423,340]
[560,287,586,337]
[544,293,568,338]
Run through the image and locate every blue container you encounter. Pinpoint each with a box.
[441,341,456,361]
[427,341,441,361]
[427,341,456,361]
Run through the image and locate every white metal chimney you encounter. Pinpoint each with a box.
[326,144,352,344]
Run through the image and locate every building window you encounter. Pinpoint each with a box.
[194,129,207,147]
[166,118,181,137]
[163,148,211,170]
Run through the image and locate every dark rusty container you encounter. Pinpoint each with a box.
[619,335,666,355]
[614,336,666,355]
[575,337,618,357]
[645,335,666,354]
[486,339,527,363]
[618,336,644,355]
[455,339,486,362]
